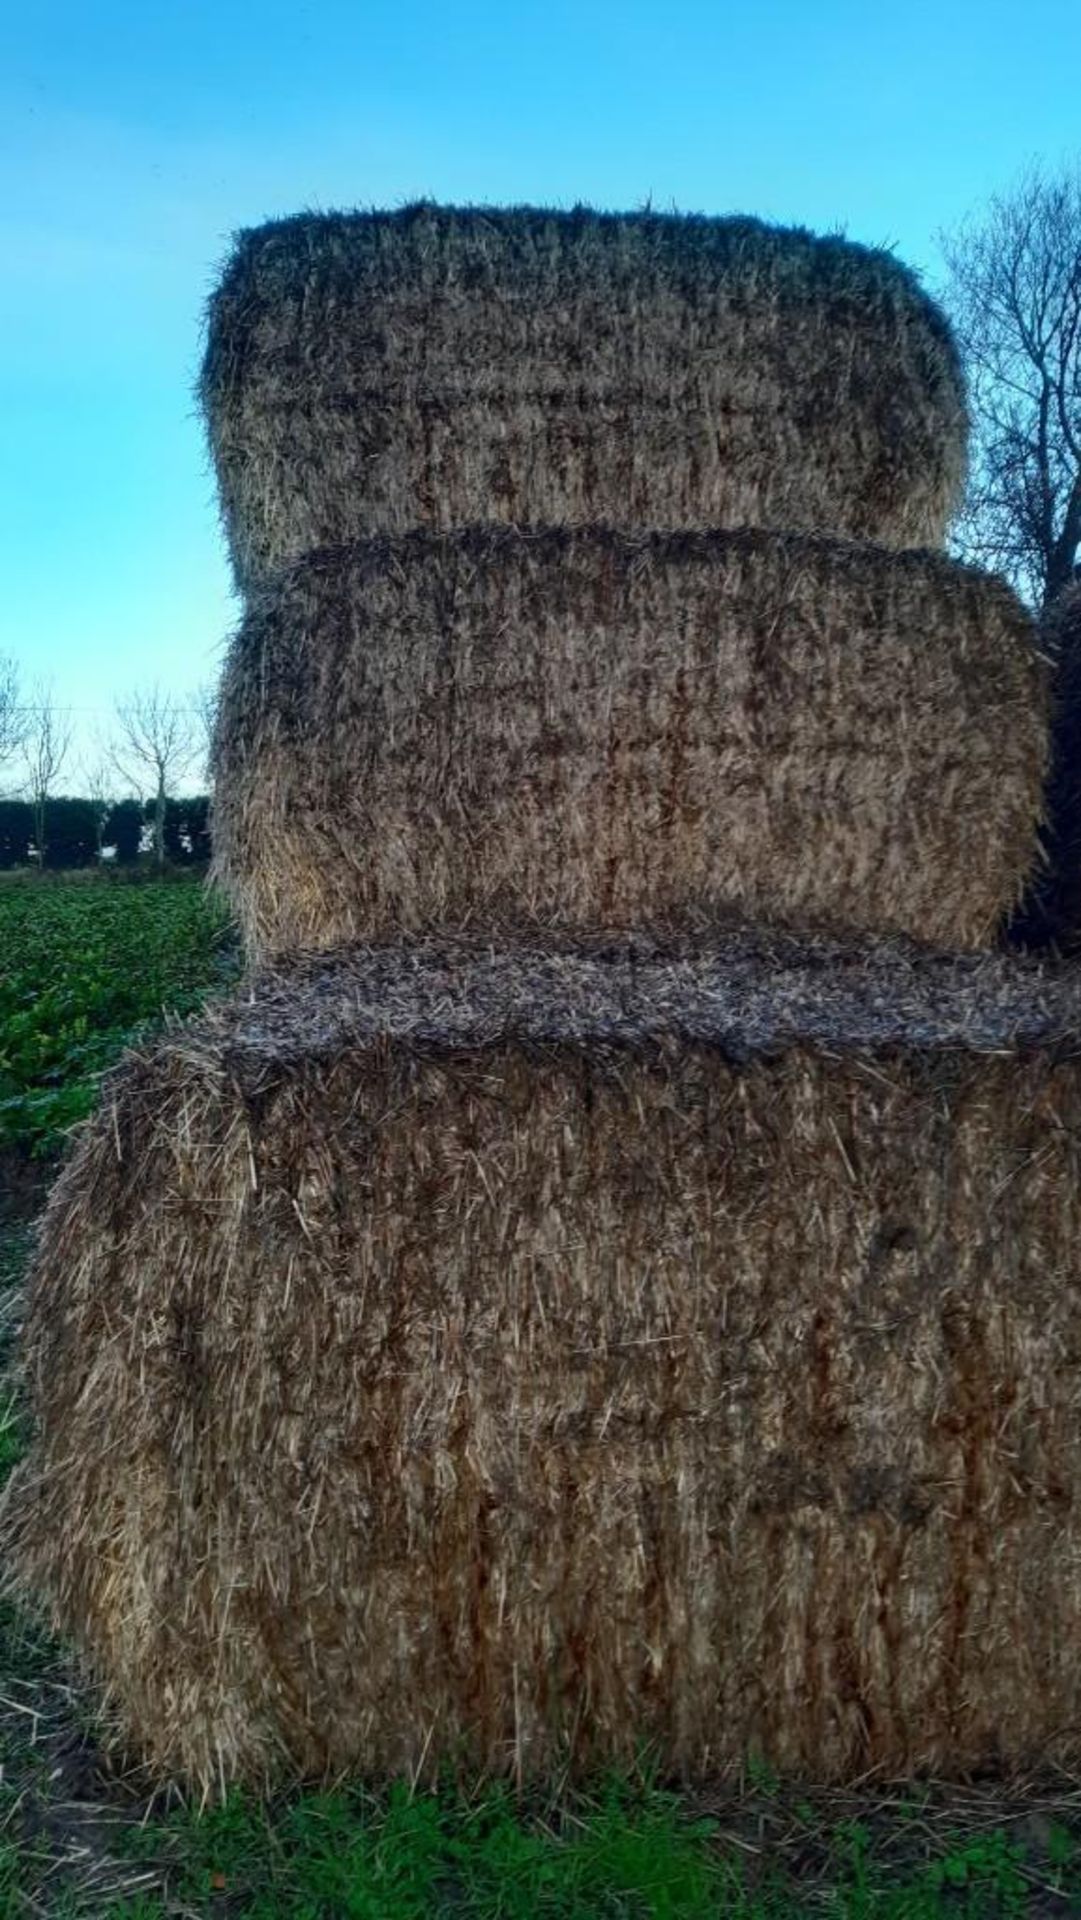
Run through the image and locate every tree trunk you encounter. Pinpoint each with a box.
[155,776,166,869]
[1043,476,1081,608]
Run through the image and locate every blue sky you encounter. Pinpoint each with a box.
[2,0,1080,775]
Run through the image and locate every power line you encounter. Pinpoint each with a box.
[7,704,211,716]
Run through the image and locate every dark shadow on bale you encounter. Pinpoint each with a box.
[210,527,1046,961]
[200,203,969,592]
[7,930,1081,1791]
[1008,583,1081,952]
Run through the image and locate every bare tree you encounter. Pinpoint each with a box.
[0,654,25,782]
[81,751,117,863]
[940,163,1081,609]
[192,681,220,786]
[21,683,72,868]
[111,685,197,869]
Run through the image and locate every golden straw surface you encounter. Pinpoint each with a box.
[201,204,968,590]
[7,932,1081,1790]
[211,527,1046,961]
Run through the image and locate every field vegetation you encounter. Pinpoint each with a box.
[0,872,235,1155]
[0,877,1080,1913]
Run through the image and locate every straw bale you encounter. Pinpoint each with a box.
[210,527,1046,961]
[200,204,968,592]
[1010,584,1081,951]
[8,930,1081,1791]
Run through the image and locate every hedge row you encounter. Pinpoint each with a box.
[0,797,212,870]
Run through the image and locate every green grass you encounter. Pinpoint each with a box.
[10,1772,1073,1918]
[1,878,1081,1915]
[0,873,237,1154]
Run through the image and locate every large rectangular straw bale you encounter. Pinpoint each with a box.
[201,204,968,592]
[8,932,1081,1791]
[211,527,1046,961]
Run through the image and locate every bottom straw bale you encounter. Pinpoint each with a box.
[7,931,1081,1790]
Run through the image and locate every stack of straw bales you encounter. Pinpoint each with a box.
[6,204,1076,1793]
[204,207,1045,954]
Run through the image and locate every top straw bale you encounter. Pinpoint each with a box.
[201,203,968,592]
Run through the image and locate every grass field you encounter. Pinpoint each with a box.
[1,876,1080,1915]
[0,873,237,1155]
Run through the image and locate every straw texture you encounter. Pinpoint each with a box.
[210,527,1047,961]
[7,931,1081,1791]
[200,204,968,591]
